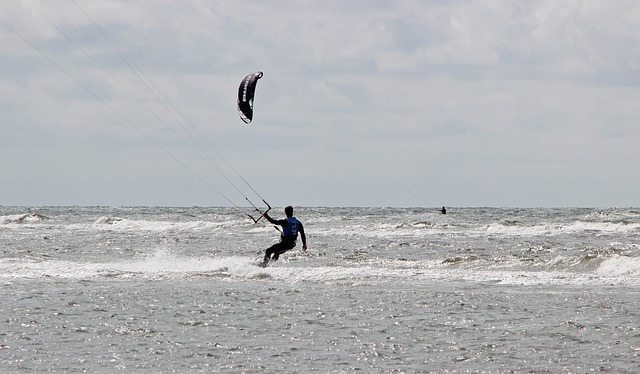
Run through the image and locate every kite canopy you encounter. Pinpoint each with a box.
[237,71,263,124]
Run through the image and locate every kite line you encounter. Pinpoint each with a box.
[3,2,270,222]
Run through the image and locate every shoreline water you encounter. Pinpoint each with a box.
[2,206,639,372]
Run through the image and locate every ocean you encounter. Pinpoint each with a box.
[1,206,640,372]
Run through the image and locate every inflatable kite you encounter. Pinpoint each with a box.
[237,71,263,124]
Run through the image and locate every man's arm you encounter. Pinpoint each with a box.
[263,211,286,226]
[299,221,307,251]
[263,211,276,224]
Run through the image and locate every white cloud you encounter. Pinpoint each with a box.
[1,0,639,207]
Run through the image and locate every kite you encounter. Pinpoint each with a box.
[237,71,263,124]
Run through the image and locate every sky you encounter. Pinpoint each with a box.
[1,0,639,208]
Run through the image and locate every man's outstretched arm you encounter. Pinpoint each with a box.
[262,211,286,226]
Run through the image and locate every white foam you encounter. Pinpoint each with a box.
[596,255,640,278]
[0,257,105,279]
[113,250,266,278]
[92,217,228,232]
[484,220,640,237]
[0,213,47,225]
[0,252,265,280]
[3,250,640,287]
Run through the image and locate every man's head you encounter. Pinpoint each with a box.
[284,205,294,217]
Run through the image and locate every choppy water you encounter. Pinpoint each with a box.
[1,206,640,372]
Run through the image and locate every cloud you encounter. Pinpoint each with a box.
[1,0,639,207]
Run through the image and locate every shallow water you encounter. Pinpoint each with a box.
[2,207,640,372]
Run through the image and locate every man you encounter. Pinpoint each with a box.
[260,205,307,267]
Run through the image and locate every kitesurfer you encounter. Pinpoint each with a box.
[440,206,447,214]
[260,206,307,267]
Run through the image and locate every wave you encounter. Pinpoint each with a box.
[3,251,640,286]
[0,253,263,280]
[596,255,640,278]
[0,255,424,285]
[583,209,640,223]
[324,217,640,241]
[484,220,640,237]
[0,213,49,224]
[91,216,238,232]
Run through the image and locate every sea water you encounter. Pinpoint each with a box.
[1,206,640,372]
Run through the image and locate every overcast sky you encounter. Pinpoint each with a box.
[1,1,639,208]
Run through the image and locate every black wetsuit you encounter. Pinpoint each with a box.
[262,215,306,265]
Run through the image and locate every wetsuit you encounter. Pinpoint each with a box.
[262,214,306,265]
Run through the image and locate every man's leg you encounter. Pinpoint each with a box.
[262,242,286,266]
[272,242,296,261]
